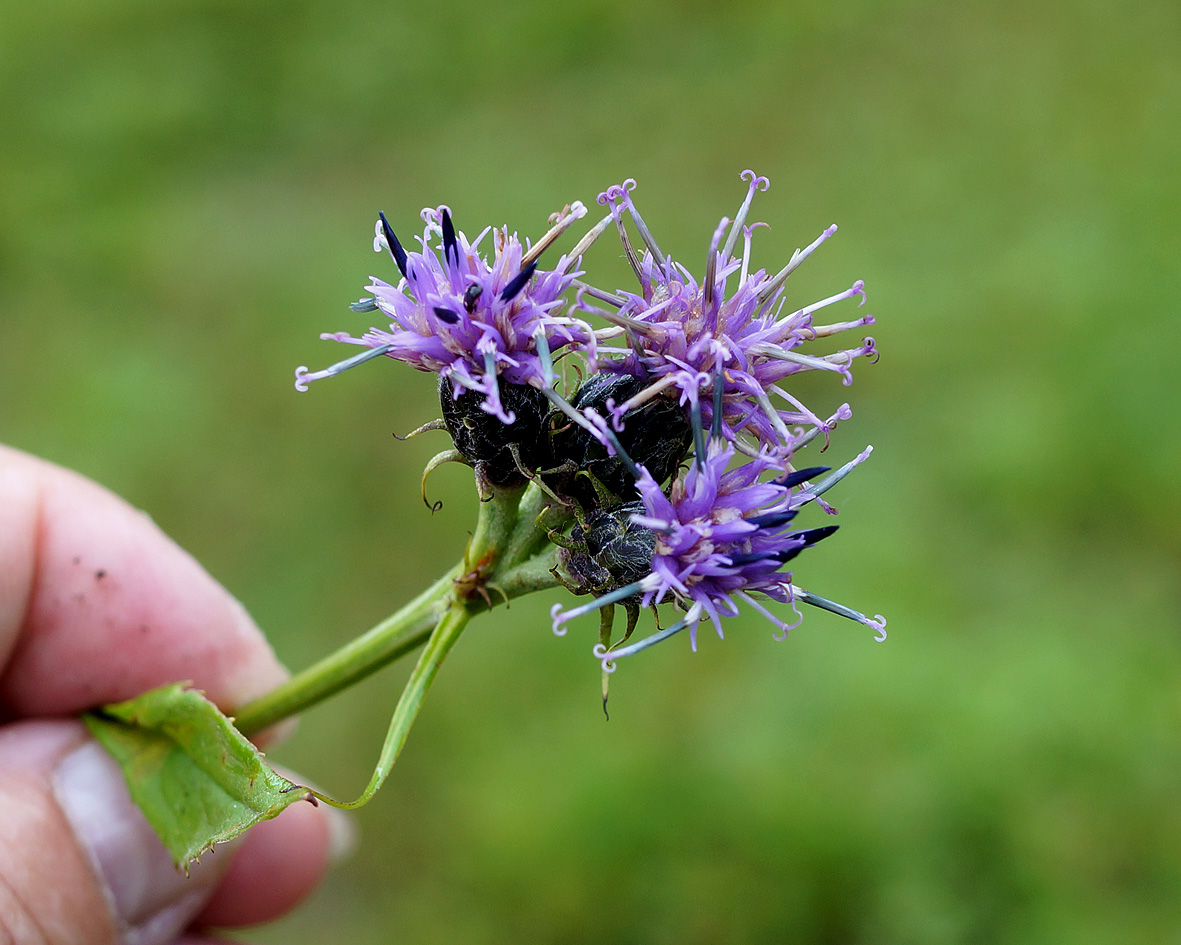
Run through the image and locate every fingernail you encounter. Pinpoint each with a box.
[53,740,233,945]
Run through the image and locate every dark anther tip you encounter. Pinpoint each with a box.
[797,525,840,546]
[776,466,831,489]
[378,211,409,280]
[748,510,799,529]
[499,261,538,303]
[441,209,459,269]
[433,306,460,324]
[725,552,773,567]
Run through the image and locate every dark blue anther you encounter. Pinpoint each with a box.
[378,212,409,280]
[792,525,839,548]
[690,395,706,469]
[710,373,725,439]
[441,209,459,270]
[775,466,831,489]
[747,509,799,529]
[499,261,538,302]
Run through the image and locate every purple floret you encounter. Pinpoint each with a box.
[585,172,878,465]
[296,204,594,423]
[630,443,830,646]
[550,440,885,668]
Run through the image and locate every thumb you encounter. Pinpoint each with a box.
[0,720,234,945]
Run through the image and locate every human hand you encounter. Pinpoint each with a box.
[0,445,345,944]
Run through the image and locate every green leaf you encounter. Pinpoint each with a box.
[83,682,312,869]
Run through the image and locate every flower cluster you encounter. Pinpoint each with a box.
[297,172,885,673]
[580,173,880,462]
[554,443,886,675]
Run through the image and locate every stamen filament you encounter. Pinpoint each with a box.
[612,211,643,283]
[623,202,667,268]
[751,385,794,445]
[591,306,663,337]
[702,217,729,317]
[758,224,838,302]
[794,446,873,501]
[533,329,555,387]
[747,344,847,374]
[572,281,626,307]
[690,394,706,469]
[720,170,769,262]
[542,388,640,480]
[803,315,876,339]
[594,611,697,670]
[522,201,589,268]
[562,213,615,272]
[551,579,656,635]
[793,588,887,641]
[294,343,394,391]
[710,373,724,440]
[614,375,680,415]
[735,591,801,641]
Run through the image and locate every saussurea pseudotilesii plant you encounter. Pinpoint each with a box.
[83,171,887,868]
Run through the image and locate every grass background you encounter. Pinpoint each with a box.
[2,0,1179,941]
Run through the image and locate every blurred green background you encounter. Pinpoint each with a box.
[3,0,1180,941]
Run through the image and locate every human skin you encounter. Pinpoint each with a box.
[0,444,341,944]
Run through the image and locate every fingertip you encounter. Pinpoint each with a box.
[0,446,289,715]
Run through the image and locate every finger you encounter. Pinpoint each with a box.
[0,445,288,717]
[0,720,233,945]
[0,724,110,945]
[0,719,342,945]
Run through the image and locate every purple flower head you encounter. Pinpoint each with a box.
[550,438,886,671]
[583,171,878,464]
[296,203,595,423]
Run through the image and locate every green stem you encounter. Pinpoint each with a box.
[234,481,563,738]
[311,600,471,809]
[234,565,461,737]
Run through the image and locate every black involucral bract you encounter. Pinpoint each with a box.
[543,372,692,511]
[554,500,656,601]
[438,377,551,489]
